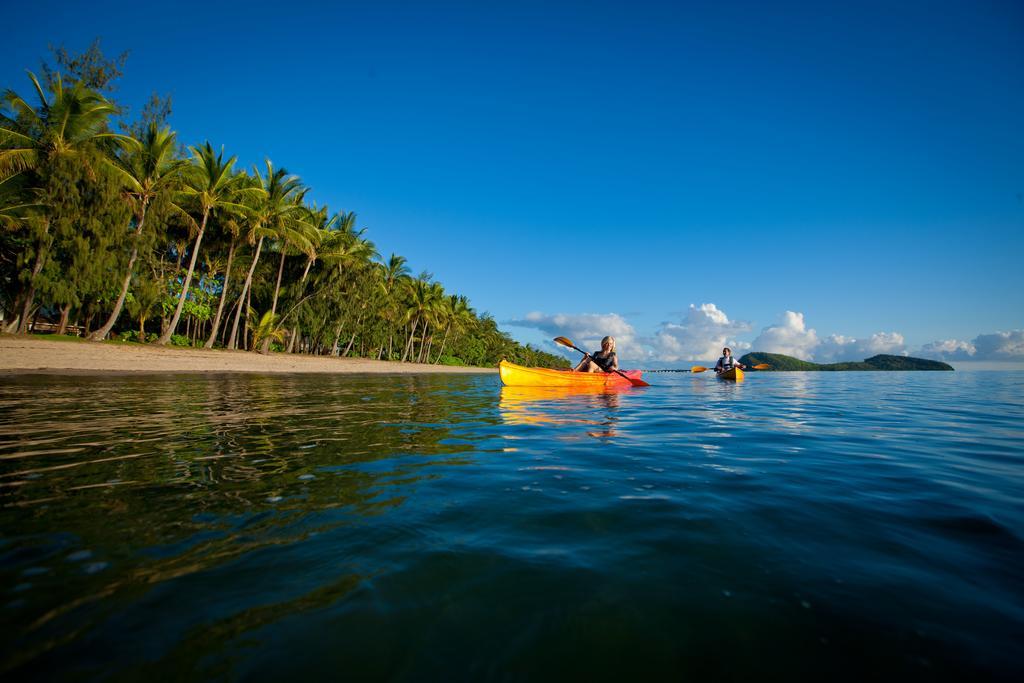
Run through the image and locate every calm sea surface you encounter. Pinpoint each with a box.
[1,371,1022,680]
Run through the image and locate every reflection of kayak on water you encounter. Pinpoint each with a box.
[499,360,644,387]
[498,384,624,434]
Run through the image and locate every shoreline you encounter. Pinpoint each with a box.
[0,335,497,376]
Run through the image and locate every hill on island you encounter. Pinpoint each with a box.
[737,352,954,371]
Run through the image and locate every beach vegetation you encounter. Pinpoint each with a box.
[0,44,568,369]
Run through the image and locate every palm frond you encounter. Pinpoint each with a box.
[0,149,38,180]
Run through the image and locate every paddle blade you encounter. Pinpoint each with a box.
[690,366,709,373]
[629,377,651,387]
[553,336,575,349]
[752,364,770,370]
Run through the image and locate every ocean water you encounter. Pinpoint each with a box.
[1,371,1022,680]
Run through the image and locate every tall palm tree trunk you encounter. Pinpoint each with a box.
[89,243,137,341]
[17,241,48,334]
[243,285,252,351]
[421,334,433,364]
[343,313,365,356]
[285,258,314,354]
[228,237,264,350]
[330,322,344,356]
[83,304,95,337]
[204,239,236,348]
[343,330,358,356]
[401,317,419,362]
[270,246,287,316]
[433,325,451,364]
[258,247,290,354]
[90,205,149,341]
[417,322,431,363]
[56,304,72,336]
[156,212,209,345]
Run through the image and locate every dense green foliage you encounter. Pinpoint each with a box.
[736,352,820,371]
[738,352,954,371]
[859,354,954,371]
[0,45,567,369]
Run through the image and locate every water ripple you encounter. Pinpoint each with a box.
[1,371,1022,679]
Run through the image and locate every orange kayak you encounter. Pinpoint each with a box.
[499,360,643,387]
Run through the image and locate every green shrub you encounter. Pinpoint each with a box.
[118,330,158,343]
[169,334,192,347]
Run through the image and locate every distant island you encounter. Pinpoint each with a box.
[737,352,954,371]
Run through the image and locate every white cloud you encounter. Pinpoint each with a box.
[507,307,1023,368]
[815,331,906,362]
[918,338,976,360]
[505,311,645,360]
[972,330,1024,360]
[750,311,819,360]
[749,312,906,362]
[651,303,751,362]
[919,330,1024,361]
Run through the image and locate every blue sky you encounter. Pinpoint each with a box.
[3,1,1022,364]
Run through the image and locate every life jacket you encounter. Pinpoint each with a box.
[718,355,735,370]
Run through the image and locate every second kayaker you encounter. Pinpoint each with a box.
[715,347,746,375]
[572,336,619,373]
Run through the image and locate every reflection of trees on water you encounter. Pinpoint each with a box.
[0,374,493,675]
[140,573,366,680]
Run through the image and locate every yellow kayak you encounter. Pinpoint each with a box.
[499,360,643,387]
[718,367,744,381]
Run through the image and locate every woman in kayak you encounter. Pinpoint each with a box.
[572,336,619,373]
[715,347,746,375]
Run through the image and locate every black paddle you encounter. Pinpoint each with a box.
[690,363,770,373]
[553,336,650,387]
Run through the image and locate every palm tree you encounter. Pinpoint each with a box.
[300,205,333,278]
[376,253,410,360]
[226,160,302,350]
[156,142,249,345]
[125,260,164,342]
[258,198,318,353]
[251,310,286,351]
[0,173,38,230]
[416,281,446,363]
[0,72,134,333]
[283,204,332,352]
[203,200,247,348]
[0,173,40,333]
[89,123,184,340]
[433,295,472,363]
[313,216,379,356]
[270,212,317,313]
[400,276,442,363]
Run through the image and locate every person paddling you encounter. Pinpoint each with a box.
[715,347,746,375]
[572,336,619,373]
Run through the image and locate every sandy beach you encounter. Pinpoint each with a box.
[0,335,497,375]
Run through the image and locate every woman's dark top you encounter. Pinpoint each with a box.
[591,351,617,372]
